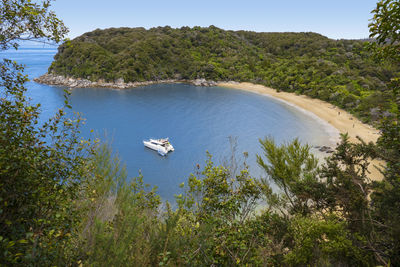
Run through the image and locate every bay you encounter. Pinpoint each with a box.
[2,47,336,201]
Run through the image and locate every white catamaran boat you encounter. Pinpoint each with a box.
[143,138,174,156]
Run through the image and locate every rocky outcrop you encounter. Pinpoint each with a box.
[192,78,217,87]
[34,74,94,88]
[314,145,335,154]
[33,74,217,89]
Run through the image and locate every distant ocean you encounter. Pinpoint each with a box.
[1,47,337,201]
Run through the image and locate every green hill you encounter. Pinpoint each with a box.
[49,26,399,123]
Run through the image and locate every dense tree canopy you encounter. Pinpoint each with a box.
[49,26,400,123]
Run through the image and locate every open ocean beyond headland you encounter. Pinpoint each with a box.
[2,47,337,201]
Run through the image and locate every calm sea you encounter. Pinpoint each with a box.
[1,47,337,201]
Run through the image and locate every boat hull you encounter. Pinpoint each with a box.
[143,140,169,154]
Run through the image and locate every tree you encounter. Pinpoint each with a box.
[257,138,321,216]
[77,144,161,266]
[257,137,375,266]
[0,0,89,265]
[174,153,264,266]
[0,0,68,50]
[369,0,400,61]
[368,0,400,265]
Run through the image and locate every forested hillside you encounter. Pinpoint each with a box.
[49,26,399,123]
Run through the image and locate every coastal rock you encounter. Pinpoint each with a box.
[317,145,334,153]
[116,78,124,84]
[34,73,218,89]
[192,78,216,87]
[34,74,95,88]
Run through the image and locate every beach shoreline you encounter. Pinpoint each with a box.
[217,82,384,180]
[217,81,380,144]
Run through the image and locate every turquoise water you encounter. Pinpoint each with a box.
[1,48,336,201]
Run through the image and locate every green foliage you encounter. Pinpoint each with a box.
[256,137,378,266]
[368,1,400,265]
[257,138,320,216]
[0,1,83,265]
[76,144,161,266]
[285,215,366,266]
[369,0,400,62]
[0,0,68,50]
[49,26,400,123]
[172,153,266,266]
[0,61,92,264]
[253,132,397,266]
[73,149,271,266]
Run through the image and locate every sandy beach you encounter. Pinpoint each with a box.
[218,82,384,180]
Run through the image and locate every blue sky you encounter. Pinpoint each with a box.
[52,0,378,40]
